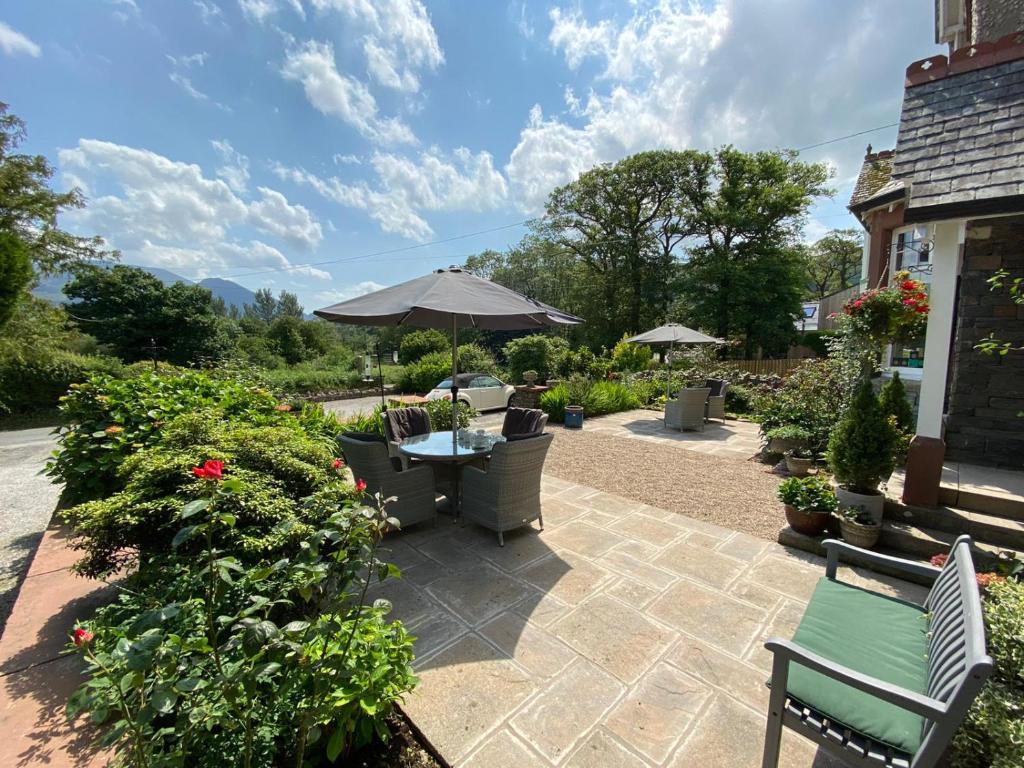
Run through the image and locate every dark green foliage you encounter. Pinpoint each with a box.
[879,372,914,433]
[61,414,339,578]
[260,364,362,394]
[756,358,854,454]
[64,265,233,364]
[951,579,1024,768]
[826,377,896,493]
[725,383,755,414]
[0,350,123,414]
[455,342,496,374]
[398,350,451,393]
[540,376,639,422]
[798,330,836,357]
[399,328,448,363]
[503,333,569,383]
[0,231,32,331]
[777,475,838,513]
[266,315,308,364]
[46,367,282,501]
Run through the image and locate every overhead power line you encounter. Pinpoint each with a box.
[168,122,900,283]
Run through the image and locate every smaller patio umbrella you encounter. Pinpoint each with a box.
[625,323,724,401]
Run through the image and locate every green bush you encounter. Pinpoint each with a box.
[879,371,914,433]
[611,334,653,373]
[68,477,415,766]
[398,350,451,393]
[399,328,448,363]
[777,475,838,512]
[46,368,283,501]
[503,334,569,383]
[0,350,124,415]
[260,364,362,394]
[455,343,496,374]
[826,377,896,493]
[725,383,755,414]
[951,579,1024,768]
[539,377,638,422]
[756,358,853,453]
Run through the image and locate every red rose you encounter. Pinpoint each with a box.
[73,627,93,647]
[192,459,224,480]
[355,478,367,493]
[333,458,344,470]
[929,553,948,568]
[901,280,917,291]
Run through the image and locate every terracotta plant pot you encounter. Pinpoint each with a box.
[839,517,881,548]
[785,455,813,477]
[784,504,830,536]
[835,486,885,524]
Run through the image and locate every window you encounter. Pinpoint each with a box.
[471,376,501,388]
[888,225,933,375]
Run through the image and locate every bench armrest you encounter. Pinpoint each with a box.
[822,538,942,583]
[765,637,948,720]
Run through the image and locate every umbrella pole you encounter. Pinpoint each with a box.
[666,341,673,402]
[451,315,459,432]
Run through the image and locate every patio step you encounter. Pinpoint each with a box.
[778,527,935,586]
[883,502,1024,550]
[889,464,1024,523]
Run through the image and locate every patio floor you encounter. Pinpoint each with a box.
[571,409,763,461]
[386,477,929,767]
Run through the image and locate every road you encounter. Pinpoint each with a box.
[0,428,61,636]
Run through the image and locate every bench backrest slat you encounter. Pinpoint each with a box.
[917,536,992,758]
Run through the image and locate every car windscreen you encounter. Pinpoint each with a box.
[436,378,453,389]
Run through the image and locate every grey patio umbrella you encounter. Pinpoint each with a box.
[315,267,583,426]
[625,323,724,401]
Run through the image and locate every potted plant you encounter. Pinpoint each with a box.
[826,377,896,524]
[522,369,539,385]
[785,446,814,477]
[765,424,812,456]
[777,476,838,536]
[838,505,881,548]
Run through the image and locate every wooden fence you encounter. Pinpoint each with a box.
[817,286,858,330]
[719,358,806,377]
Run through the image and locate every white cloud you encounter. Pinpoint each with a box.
[57,139,325,277]
[211,138,250,193]
[272,146,507,241]
[280,39,416,145]
[0,21,41,58]
[238,0,304,23]
[332,153,361,165]
[308,0,443,93]
[194,0,225,25]
[167,50,231,112]
[167,52,209,68]
[504,0,927,216]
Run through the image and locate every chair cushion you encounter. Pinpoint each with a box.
[384,407,431,441]
[787,577,930,755]
[502,407,544,438]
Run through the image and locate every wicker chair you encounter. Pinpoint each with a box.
[665,387,710,432]
[704,379,729,424]
[339,433,443,529]
[461,433,553,546]
[382,407,432,468]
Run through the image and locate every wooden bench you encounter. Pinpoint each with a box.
[762,535,993,768]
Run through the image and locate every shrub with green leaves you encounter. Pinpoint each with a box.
[397,350,451,393]
[756,358,854,453]
[611,334,653,373]
[68,477,416,767]
[0,349,124,415]
[503,333,569,383]
[46,368,285,502]
[950,578,1024,768]
[539,376,639,422]
[61,413,343,578]
[398,328,448,363]
[776,475,838,513]
[826,377,896,493]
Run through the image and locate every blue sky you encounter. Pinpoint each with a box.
[1,0,944,312]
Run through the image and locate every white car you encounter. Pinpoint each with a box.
[425,372,516,412]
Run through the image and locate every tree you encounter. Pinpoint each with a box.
[64,265,230,364]
[267,316,308,364]
[677,147,832,357]
[0,231,31,331]
[399,329,449,364]
[276,290,305,320]
[0,103,111,275]
[542,150,704,347]
[802,228,863,299]
[244,288,279,325]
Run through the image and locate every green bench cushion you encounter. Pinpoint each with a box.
[787,577,930,755]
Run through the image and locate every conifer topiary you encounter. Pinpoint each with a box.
[879,371,914,434]
[827,376,896,494]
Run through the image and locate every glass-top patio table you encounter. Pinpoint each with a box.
[399,430,506,519]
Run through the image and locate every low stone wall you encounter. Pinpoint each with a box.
[945,215,1024,468]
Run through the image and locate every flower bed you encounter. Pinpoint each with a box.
[52,367,420,766]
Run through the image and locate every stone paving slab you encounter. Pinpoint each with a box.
[393,480,930,767]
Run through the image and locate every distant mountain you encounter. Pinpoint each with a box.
[32,265,256,313]
[198,278,257,312]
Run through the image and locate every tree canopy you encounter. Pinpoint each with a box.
[800,228,863,299]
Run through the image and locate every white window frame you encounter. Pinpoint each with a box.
[885,224,934,381]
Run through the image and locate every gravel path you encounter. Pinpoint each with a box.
[544,425,786,542]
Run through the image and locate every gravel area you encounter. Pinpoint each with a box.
[544,425,786,541]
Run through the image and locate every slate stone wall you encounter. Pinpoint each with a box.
[945,214,1024,467]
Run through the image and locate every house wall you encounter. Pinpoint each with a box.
[945,214,1024,467]
[972,1,1024,48]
